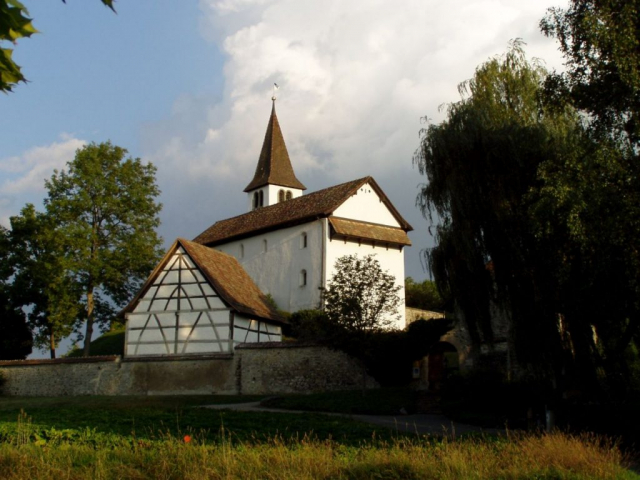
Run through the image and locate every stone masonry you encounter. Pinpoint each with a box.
[0,343,378,396]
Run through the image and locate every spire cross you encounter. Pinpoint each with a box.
[272,82,279,102]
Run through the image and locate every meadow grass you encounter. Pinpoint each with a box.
[0,396,637,479]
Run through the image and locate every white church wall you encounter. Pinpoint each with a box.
[215,220,324,313]
[332,182,401,227]
[324,233,407,329]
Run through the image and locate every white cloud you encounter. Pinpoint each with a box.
[0,137,85,227]
[144,0,569,276]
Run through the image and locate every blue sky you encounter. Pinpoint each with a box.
[1,0,566,354]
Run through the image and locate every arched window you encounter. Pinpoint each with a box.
[259,190,264,207]
[240,244,244,259]
[286,190,292,200]
[263,239,268,252]
[301,232,307,249]
[253,192,259,210]
[300,269,307,287]
[278,189,285,203]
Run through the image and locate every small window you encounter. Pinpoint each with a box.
[278,189,285,203]
[286,190,292,200]
[259,190,264,207]
[263,239,268,252]
[240,244,244,259]
[253,192,259,210]
[300,269,307,287]
[301,232,308,249]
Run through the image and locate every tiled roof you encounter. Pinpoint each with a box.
[194,176,412,246]
[244,102,306,192]
[122,239,284,324]
[329,217,412,246]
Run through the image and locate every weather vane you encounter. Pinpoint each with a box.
[272,83,279,101]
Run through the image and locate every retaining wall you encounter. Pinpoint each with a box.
[0,343,377,396]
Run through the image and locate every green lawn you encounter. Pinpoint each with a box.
[0,395,636,479]
[0,395,405,446]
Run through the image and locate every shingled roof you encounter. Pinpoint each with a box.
[122,239,284,324]
[244,101,306,192]
[329,217,412,246]
[194,176,413,246]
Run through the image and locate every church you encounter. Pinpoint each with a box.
[123,100,413,357]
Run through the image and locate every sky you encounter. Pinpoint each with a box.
[1,0,567,354]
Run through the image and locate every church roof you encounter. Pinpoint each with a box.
[244,102,307,192]
[194,176,413,246]
[329,217,412,246]
[122,238,285,324]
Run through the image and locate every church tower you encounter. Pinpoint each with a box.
[244,99,306,211]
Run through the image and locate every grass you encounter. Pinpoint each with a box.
[65,329,125,357]
[261,387,420,414]
[0,395,637,479]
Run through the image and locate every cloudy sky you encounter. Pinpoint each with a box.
[1,0,567,288]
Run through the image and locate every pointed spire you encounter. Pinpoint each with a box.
[244,99,307,192]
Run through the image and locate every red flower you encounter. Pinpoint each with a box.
[183,435,192,443]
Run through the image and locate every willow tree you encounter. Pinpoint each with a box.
[45,142,163,356]
[414,41,605,394]
[540,0,640,391]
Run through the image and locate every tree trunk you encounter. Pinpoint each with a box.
[49,327,56,359]
[83,288,94,357]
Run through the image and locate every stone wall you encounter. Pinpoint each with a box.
[236,342,377,395]
[0,343,377,397]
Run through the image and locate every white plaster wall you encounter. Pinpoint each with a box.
[332,182,400,227]
[324,229,406,329]
[215,220,324,313]
[247,186,303,211]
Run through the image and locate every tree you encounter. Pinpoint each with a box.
[44,141,163,356]
[0,0,115,92]
[324,254,401,333]
[404,277,444,311]
[539,0,640,392]
[541,0,640,147]
[8,204,79,358]
[413,41,612,396]
[0,225,32,360]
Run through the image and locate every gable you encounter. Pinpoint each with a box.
[126,245,233,355]
[331,182,401,227]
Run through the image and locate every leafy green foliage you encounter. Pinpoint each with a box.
[324,254,401,333]
[404,277,444,311]
[539,0,640,394]
[0,0,115,92]
[541,0,640,147]
[44,141,163,356]
[413,40,617,394]
[8,205,80,357]
[0,226,32,360]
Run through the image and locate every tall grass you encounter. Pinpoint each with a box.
[0,429,635,479]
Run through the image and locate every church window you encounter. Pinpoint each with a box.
[278,189,285,203]
[263,239,268,252]
[259,190,264,207]
[240,244,244,258]
[253,192,259,210]
[300,269,307,287]
[286,190,292,200]
[301,232,307,249]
